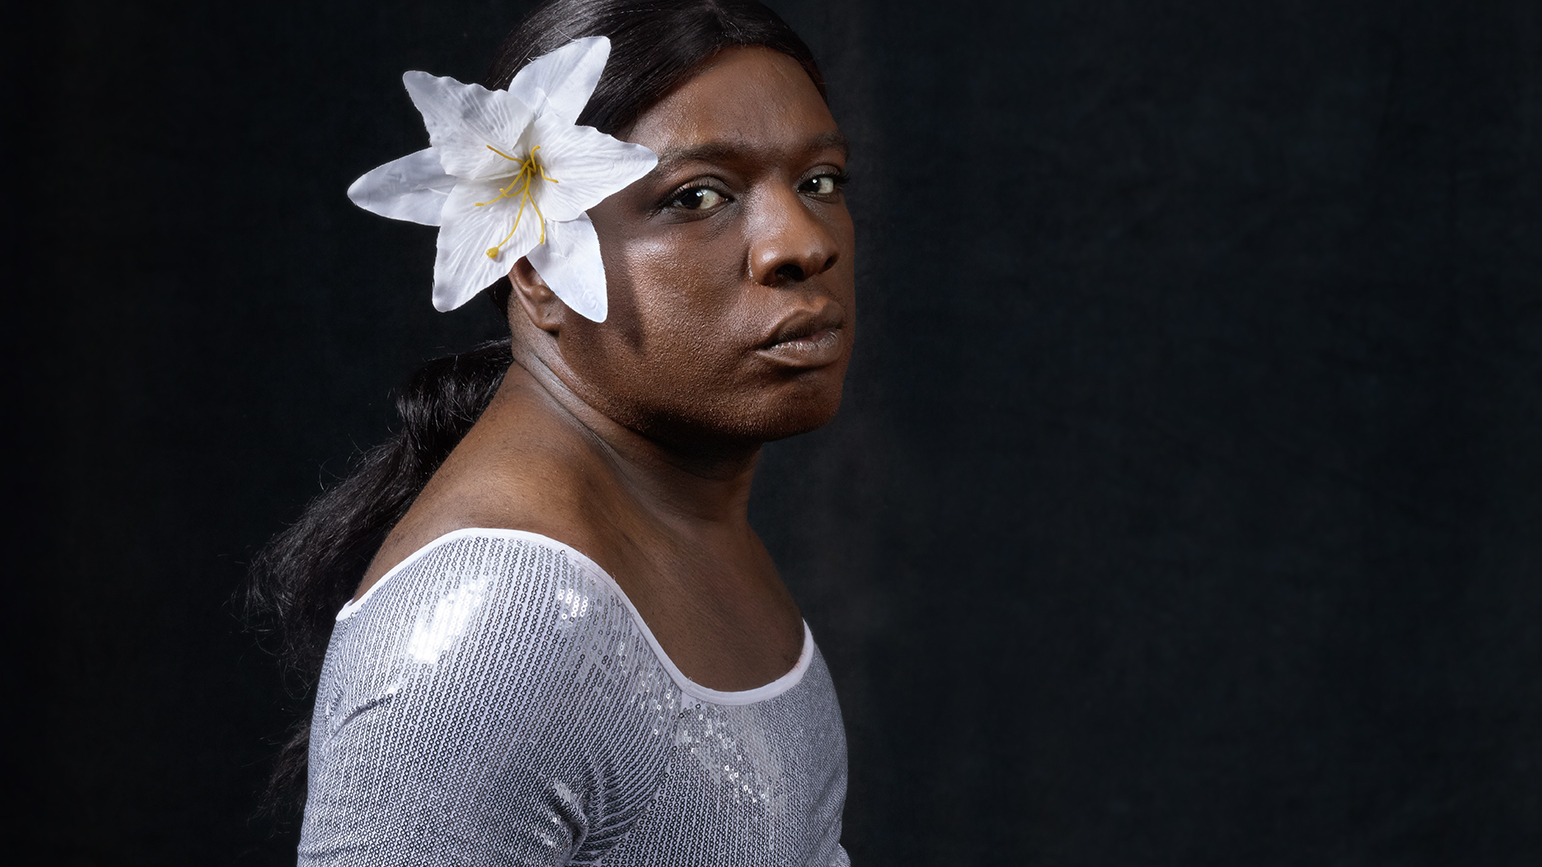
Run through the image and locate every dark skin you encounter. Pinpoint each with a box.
[354,47,855,692]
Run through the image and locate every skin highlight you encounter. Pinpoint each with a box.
[354,47,855,692]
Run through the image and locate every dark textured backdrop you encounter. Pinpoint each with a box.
[20,0,1540,863]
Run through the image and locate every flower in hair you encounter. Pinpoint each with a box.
[347,36,657,321]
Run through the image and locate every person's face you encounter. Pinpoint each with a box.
[554,46,855,448]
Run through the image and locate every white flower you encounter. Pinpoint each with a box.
[347,36,657,321]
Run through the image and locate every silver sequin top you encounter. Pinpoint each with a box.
[298,529,849,866]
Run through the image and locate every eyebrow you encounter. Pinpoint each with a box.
[650,131,850,173]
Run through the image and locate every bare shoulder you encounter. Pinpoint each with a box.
[351,403,617,601]
[354,469,611,601]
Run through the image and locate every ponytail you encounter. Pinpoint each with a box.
[245,337,511,810]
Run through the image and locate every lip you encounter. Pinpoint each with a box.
[754,305,847,368]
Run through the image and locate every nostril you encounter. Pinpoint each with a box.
[775,263,807,283]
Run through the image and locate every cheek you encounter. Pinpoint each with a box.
[613,236,754,370]
[571,204,850,440]
[559,229,745,424]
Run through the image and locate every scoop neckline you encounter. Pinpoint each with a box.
[335,527,814,706]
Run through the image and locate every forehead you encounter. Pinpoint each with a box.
[624,47,842,163]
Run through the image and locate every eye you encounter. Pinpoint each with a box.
[668,185,730,211]
[799,171,848,198]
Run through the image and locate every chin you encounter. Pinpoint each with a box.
[645,373,847,449]
[747,375,848,443]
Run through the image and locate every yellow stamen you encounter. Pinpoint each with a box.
[476,145,559,259]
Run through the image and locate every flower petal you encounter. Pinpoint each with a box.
[528,215,608,322]
[355,39,658,313]
[528,115,659,221]
[432,180,543,311]
[402,71,536,179]
[508,36,609,126]
[347,148,455,226]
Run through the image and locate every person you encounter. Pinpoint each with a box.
[247,0,857,863]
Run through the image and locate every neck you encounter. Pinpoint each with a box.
[496,355,762,530]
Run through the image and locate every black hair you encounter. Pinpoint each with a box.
[246,0,825,815]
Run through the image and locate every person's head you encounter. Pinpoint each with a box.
[489,0,855,449]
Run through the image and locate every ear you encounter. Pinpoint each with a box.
[508,256,564,333]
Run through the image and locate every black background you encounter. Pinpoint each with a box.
[18,0,1540,863]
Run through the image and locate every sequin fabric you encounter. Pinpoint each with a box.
[299,529,850,866]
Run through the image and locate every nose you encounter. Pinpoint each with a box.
[748,187,840,286]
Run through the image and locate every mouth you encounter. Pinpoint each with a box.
[755,306,847,368]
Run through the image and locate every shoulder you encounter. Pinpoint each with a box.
[320,529,669,730]
[353,430,623,597]
[353,375,649,599]
[332,529,617,677]
[347,528,597,607]
[303,530,678,862]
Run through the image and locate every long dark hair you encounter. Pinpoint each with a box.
[246,0,825,814]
